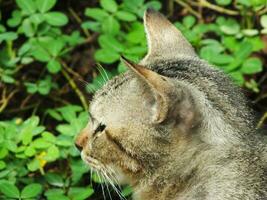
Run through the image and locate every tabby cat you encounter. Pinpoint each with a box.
[76,9,267,200]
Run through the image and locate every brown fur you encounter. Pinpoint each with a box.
[76,9,267,200]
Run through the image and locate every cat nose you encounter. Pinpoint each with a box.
[75,143,83,152]
[75,129,89,151]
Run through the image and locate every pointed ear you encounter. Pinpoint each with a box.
[121,56,172,123]
[141,9,197,64]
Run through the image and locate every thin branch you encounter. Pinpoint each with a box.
[174,0,201,19]
[0,88,19,113]
[68,7,90,38]
[198,0,239,15]
[258,7,267,15]
[257,112,267,128]
[60,62,89,111]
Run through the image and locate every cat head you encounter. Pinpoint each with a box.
[75,9,253,185]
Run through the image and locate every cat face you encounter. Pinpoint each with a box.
[75,9,253,185]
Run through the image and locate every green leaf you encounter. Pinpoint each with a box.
[47,60,61,74]
[24,145,36,157]
[182,15,196,29]
[0,24,6,33]
[0,147,8,159]
[229,71,244,85]
[57,105,82,123]
[25,82,38,94]
[145,1,162,11]
[0,161,6,170]
[115,11,137,21]
[220,18,240,35]
[237,0,251,6]
[251,0,266,7]
[260,15,267,28]
[44,12,68,26]
[45,173,64,187]
[85,8,109,21]
[31,43,51,62]
[244,37,264,52]
[225,41,253,72]
[7,10,22,27]
[21,184,42,198]
[47,109,63,121]
[102,16,120,35]
[6,140,17,152]
[42,132,56,143]
[241,57,262,74]
[56,124,76,136]
[98,34,124,52]
[81,21,101,32]
[0,32,18,42]
[0,180,20,198]
[45,189,69,200]
[68,187,94,200]
[100,0,118,13]
[45,145,59,161]
[30,13,45,25]
[16,0,36,14]
[22,18,35,37]
[46,38,65,56]
[245,79,260,93]
[1,74,15,83]
[33,138,51,149]
[215,0,232,5]
[27,159,40,171]
[56,136,73,147]
[242,29,259,37]
[36,0,56,13]
[95,49,120,63]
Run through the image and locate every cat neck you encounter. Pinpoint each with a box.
[131,137,233,200]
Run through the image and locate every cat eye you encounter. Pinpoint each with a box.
[93,123,106,136]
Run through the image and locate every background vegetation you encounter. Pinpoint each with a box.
[0,0,267,199]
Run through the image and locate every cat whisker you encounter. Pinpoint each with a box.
[97,63,110,82]
[97,171,106,200]
[101,169,126,200]
[96,64,108,84]
[101,170,113,200]
[90,167,93,186]
[105,166,123,190]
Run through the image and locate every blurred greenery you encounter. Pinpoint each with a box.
[0,0,267,199]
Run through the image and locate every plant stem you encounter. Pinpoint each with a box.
[174,0,201,19]
[257,112,267,128]
[68,7,90,38]
[60,62,89,111]
[0,88,18,113]
[198,0,239,15]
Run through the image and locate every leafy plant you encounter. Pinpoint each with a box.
[0,0,267,199]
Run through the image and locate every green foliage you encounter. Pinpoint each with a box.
[175,13,264,86]
[0,0,266,199]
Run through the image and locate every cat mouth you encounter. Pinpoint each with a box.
[81,151,101,170]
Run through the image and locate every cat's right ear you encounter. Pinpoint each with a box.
[141,9,197,64]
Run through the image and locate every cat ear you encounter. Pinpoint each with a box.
[121,56,172,123]
[141,9,197,64]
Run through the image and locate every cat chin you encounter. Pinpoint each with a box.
[81,151,131,184]
[107,164,131,185]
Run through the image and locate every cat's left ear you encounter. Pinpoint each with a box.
[121,56,170,123]
[121,56,198,129]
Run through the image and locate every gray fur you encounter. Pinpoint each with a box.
[76,10,267,200]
